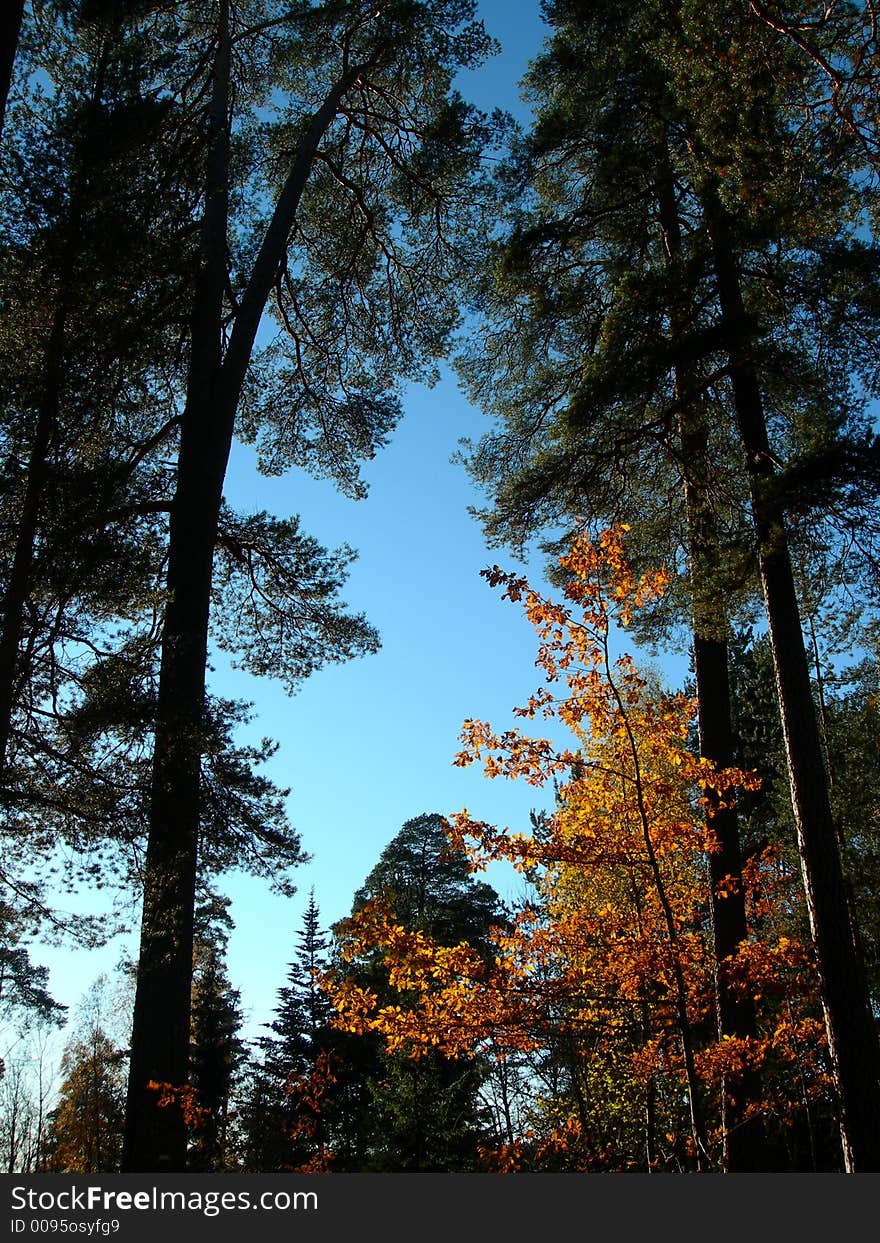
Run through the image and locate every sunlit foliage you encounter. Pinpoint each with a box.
[327,529,831,1170]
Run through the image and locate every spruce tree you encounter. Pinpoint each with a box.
[247,890,336,1171]
[188,901,244,1172]
[261,891,333,1083]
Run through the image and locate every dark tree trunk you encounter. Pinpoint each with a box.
[703,187,880,1172]
[121,5,233,1171]
[121,5,360,1165]
[655,165,767,1170]
[0,0,25,139]
[690,625,769,1168]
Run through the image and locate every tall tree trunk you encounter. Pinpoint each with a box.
[702,185,880,1172]
[121,2,233,1171]
[0,0,25,139]
[655,164,767,1170]
[122,7,362,1166]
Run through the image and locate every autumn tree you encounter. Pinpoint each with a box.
[328,530,833,1171]
[46,1029,125,1172]
[44,977,128,1173]
[330,813,504,1171]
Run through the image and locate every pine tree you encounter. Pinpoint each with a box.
[747,0,880,175]
[1,4,315,969]
[727,633,880,1042]
[123,0,494,1171]
[456,0,880,1168]
[0,905,66,1032]
[0,0,200,953]
[673,0,880,1168]
[0,0,194,785]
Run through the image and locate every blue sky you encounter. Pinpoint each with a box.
[31,1,685,1044]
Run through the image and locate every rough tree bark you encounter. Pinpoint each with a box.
[122,0,363,1169]
[703,185,880,1172]
[655,162,768,1171]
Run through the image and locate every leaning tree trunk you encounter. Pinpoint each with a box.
[122,2,361,1166]
[655,164,768,1171]
[703,185,880,1172]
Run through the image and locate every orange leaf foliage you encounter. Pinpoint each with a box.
[324,529,827,1170]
